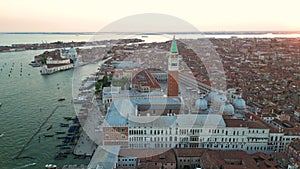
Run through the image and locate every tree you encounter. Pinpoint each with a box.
[41,57,47,64]
[102,75,111,88]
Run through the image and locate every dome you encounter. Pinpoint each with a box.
[69,47,76,54]
[207,90,217,102]
[233,96,246,109]
[212,92,227,104]
[195,98,208,110]
[222,103,235,115]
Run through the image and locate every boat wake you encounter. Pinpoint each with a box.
[13,163,36,169]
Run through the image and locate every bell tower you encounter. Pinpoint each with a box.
[167,36,179,97]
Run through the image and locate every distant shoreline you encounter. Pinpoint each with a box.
[1,31,300,35]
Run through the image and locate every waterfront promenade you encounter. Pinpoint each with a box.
[73,131,96,156]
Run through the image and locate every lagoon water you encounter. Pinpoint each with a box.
[0,32,300,168]
[0,49,90,168]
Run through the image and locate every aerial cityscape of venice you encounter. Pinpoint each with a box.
[1,0,300,169]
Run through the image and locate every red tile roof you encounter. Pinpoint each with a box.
[119,148,176,163]
[46,63,72,68]
[245,113,280,133]
[132,69,161,90]
[175,148,208,157]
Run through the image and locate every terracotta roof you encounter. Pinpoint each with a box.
[261,113,276,117]
[251,152,272,160]
[200,150,279,169]
[273,119,284,126]
[119,148,176,163]
[132,69,161,90]
[175,148,208,157]
[223,165,250,169]
[137,163,161,169]
[245,121,269,129]
[224,119,246,127]
[245,113,280,133]
[119,148,169,158]
[200,150,256,169]
[46,63,72,68]
[289,139,300,151]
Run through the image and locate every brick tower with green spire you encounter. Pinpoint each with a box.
[168,36,179,97]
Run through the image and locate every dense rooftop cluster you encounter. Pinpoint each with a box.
[108,38,300,123]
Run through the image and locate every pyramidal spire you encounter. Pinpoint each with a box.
[171,35,178,53]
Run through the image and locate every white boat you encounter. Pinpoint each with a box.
[24,163,36,167]
[0,102,2,107]
[0,133,4,137]
[45,164,57,169]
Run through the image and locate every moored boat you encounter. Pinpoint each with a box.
[47,125,53,131]
[45,163,58,168]
[60,123,69,127]
[63,117,72,120]
[54,152,67,160]
[58,97,65,101]
[55,131,66,134]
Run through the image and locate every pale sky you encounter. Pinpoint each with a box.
[1,0,300,32]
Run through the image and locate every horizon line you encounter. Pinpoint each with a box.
[1,30,300,35]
